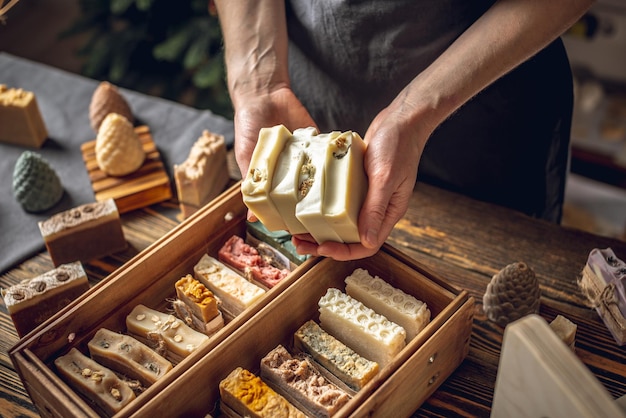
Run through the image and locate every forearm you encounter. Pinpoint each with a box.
[213,0,290,108]
[399,0,595,147]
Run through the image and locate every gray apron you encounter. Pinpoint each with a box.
[286,0,573,222]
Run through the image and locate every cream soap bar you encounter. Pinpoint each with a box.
[260,345,350,418]
[318,288,406,366]
[345,268,430,341]
[54,348,136,416]
[2,261,89,337]
[88,328,173,387]
[241,125,292,231]
[219,367,306,418]
[174,130,229,218]
[294,320,379,391]
[0,84,48,148]
[193,254,265,317]
[126,304,208,362]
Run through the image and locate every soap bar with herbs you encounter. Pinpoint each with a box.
[54,348,136,416]
[88,328,173,387]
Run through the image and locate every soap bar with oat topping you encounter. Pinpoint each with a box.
[1,261,89,337]
[54,348,136,416]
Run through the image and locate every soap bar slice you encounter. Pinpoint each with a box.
[322,131,367,243]
[246,220,309,265]
[294,320,379,391]
[174,130,229,218]
[1,261,89,337]
[175,274,220,323]
[549,315,577,351]
[38,198,127,266]
[241,125,292,231]
[345,268,430,341]
[219,367,306,418]
[318,288,406,366]
[126,304,209,363]
[193,254,265,318]
[261,345,350,418]
[54,348,136,416]
[0,84,48,148]
[88,328,173,386]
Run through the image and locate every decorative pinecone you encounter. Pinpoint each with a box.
[89,81,134,132]
[12,151,63,212]
[483,261,541,327]
[95,113,145,176]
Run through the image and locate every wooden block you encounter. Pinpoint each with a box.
[492,314,626,418]
[81,125,172,213]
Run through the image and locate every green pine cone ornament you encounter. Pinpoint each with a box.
[13,151,64,213]
[482,261,541,327]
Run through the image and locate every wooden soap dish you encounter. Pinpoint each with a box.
[81,125,172,213]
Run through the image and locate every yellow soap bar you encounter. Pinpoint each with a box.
[175,274,219,323]
[241,125,292,231]
[125,304,209,362]
[88,328,173,386]
[54,348,136,416]
[0,84,48,148]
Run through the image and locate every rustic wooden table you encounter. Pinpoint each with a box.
[2,180,626,417]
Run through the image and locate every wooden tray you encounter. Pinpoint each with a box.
[81,125,172,213]
[9,182,473,418]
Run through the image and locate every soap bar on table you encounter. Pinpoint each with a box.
[1,261,89,337]
[0,84,48,148]
[38,198,127,266]
[54,348,136,416]
[88,328,173,387]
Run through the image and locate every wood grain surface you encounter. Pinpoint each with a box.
[2,180,626,417]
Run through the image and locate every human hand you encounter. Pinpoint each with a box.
[293,106,428,260]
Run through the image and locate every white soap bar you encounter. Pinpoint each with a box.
[241,125,292,231]
[125,304,209,362]
[318,288,406,366]
[293,129,343,244]
[345,268,430,341]
[193,254,265,317]
[322,131,367,243]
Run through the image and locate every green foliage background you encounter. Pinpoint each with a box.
[64,0,232,118]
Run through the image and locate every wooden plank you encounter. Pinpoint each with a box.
[80,126,172,213]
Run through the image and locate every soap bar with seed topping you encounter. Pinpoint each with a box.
[1,261,89,337]
[125,304,209,363]
[0,84,48,148]
[54,348,136,416]
[38,198,127,266]
[219,367,306,418]
[174,130,229,219]
[294,320,379,391]
[241,125,292,231]
[260,345,350,418]
[318,288,406,366]
[193,254,265,318]
[88,328,173,386]
[345,268,430,341]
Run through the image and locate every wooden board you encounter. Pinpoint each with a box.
[80,125,172,213]
[492,314,626,418]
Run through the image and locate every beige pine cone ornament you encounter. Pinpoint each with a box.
[95,113,145,176]
[89,81,134,132]
[483,262,541,327]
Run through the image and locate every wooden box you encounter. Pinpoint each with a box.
[10,183,473,418]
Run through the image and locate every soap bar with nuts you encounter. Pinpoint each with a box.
[38,198,127,266]
[1,261,89,337]
[125,304,209,363]
[88,328,173,387]
[54,348,136,416]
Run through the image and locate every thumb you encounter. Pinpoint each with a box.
[359,184,391,249]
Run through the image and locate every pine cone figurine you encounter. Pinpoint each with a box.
[12,151,64,212]
[483,261,541,327]
[89,81,134,132]
[95,113,145,176]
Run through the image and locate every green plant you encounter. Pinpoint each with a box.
[63,0,232,118]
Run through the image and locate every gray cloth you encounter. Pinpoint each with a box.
[286,0,573,222]
[0,53,234,273]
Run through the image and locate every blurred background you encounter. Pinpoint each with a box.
[1,0,625,241]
